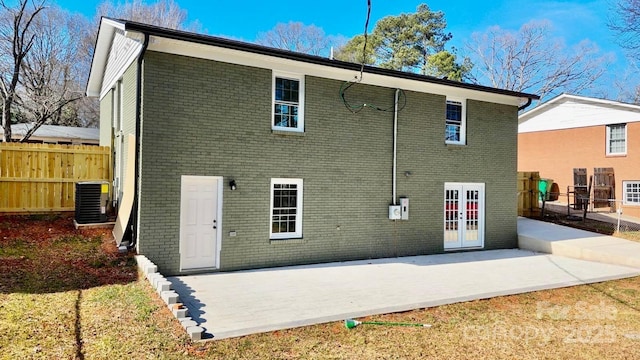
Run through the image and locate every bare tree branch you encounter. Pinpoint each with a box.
[14,5,91,141]
[19,96,81,142]
[256,21,330,56]
[465,20,610,101]
[609,0,640,60]
[0,0,45,142]
[95,0,196,30]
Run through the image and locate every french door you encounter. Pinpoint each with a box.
[444,183,485,249]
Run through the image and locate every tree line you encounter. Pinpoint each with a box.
[2,0,638,142]
[258,2,639,102]
[0,0,192,142]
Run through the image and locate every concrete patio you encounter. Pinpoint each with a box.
[166,218,640,340]
[518,216,640,268]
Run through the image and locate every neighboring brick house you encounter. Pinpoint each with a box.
[518,94,640,218]
[86,18,538,275]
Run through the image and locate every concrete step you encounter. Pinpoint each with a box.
[518,217,640,269]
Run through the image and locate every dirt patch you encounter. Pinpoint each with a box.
[0,213,115,243]
[537,210,615,235]
[0,213,136,294]
[1,213,640,359]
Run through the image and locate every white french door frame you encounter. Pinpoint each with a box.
[179,175,223,271]
[444,182,485,250]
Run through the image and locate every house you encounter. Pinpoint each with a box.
[86,18,538,275]
[518,94,640,218]
[1,123,99,145]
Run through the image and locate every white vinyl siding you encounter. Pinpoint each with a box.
[100,31,143,99]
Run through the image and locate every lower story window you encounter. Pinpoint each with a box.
[270,178,303,239]
[623,181,640,205]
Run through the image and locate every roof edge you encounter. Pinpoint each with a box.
[118,19,538,101]
[519,93,640,124]
[86,17,127,97]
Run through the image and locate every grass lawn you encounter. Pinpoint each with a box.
[616,231,640,243]
[1,214,640,359]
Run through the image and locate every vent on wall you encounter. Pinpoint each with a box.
[75,181,109,224]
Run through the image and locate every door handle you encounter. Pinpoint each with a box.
[213,219,217,229]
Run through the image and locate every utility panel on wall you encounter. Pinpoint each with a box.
[389,205,401,220]
[388,199,409,220]
[400,198,409,220]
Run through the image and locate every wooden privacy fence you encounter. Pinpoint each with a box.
[518,171,541,217]
[0,143,111,212]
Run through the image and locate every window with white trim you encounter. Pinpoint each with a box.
[270,178,303,239]
[445,98,466,144]
[623,181,640,205]
[273,73,304,132]
[606,124,626,155]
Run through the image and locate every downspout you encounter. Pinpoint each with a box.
[129,32,150,250]
[392,88,400,205]
[518,97,533,111]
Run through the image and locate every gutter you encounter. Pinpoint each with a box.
[129,32,150,250]
[518,98,533,111]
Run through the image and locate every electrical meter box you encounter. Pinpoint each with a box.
[389,205,401,220]
[400,197,409,220]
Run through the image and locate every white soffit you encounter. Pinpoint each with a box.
[146,35,525,107]
[519,95,640,133]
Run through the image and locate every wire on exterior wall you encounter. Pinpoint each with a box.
[339,0,407,114]
[358,0,371,82]
[340,82,407,113]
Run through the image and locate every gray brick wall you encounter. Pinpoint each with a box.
[136,50,518,275]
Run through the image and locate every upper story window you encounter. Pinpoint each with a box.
[623,181,640,206]
[273,73,304,132]
[606,124,626,155]
[270,178,304,239]
[445,98,466,145]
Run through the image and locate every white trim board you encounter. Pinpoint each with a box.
[144,35,525,108]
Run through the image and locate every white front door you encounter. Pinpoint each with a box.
[180,176,222,270]
[444,183,485,249]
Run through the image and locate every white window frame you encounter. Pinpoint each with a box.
[606,123,627,155]
[445,98,466,145]
[270,178,303,239]
[272,72,305,132]
[623,181,640,206]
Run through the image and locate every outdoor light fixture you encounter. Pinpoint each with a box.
[229,179,237,191]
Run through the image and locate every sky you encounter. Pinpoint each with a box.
[55,0,636,100]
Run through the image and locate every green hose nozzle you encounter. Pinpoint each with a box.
[344,318,431,329]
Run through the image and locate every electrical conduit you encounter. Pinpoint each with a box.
[392,88,400,205]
